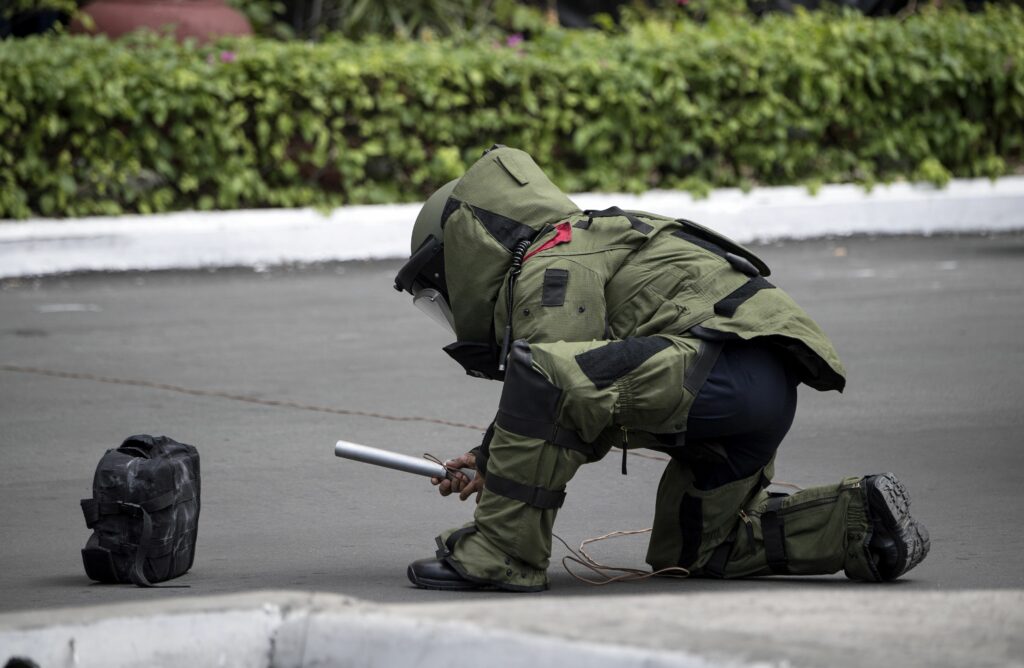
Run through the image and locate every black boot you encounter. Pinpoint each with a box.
[407,558,492,591]
[864,473,930,580]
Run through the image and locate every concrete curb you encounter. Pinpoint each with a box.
[2,589,1022,667]
[0,591,718,668]
[2,177,1023,279]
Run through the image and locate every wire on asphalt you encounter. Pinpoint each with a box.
[553,530,690,585]
[0,363,672,463]
[0,364,489,432]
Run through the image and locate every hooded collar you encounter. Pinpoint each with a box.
[441,147,581,344]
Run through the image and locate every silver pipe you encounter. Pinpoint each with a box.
[334,440,474,481]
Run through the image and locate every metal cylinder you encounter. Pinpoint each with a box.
[334,440,473,480]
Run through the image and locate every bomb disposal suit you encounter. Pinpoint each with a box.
[394,146,929,591]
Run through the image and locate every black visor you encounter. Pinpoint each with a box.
[394,235,448,298]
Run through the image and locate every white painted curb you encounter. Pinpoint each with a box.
[2,177,1023,279]
[2,590,1022,668]
[0,592,720,668]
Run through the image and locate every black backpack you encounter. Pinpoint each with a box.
[80,435,201,587]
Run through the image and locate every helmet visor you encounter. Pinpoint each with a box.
[394,235,446,296]
[413,288,455,333]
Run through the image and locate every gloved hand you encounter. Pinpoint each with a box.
[431,451,484,502]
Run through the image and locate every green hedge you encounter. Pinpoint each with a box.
[1,7,1023,219]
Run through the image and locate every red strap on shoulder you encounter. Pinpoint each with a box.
[524,221,572,262]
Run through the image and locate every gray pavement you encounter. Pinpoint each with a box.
[1,233,1023,617]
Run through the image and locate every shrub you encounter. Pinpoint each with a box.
[1,6,1022,219]
[225,0,551,41]
[2,0,78,20]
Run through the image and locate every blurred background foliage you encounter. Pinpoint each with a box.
[213,0,1024,39]
[226,0,553,41]
[1,1,1023,218]
[7,0,1023,39]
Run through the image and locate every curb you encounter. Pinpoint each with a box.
[2,589,1022,668]
[0,591,716,668]
[2,177,1023,279]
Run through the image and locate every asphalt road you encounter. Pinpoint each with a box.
[1,233,1022,613]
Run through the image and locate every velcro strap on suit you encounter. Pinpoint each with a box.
[673,230,762,278]
[682,340,724,395]
[712,276,774,317]
[583,207,654,234]
[761,496,790,574]
[702,478,776,577]
[485,473,566,510]
[436,525,479,559]
[494,412,595,457]
[714,276,775,318]
[671,221,772,277]
[702,526,738,578]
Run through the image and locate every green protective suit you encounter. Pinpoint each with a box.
[433,146,878,591]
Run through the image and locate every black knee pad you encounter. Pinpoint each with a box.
[499,340,558,424]
[495,340,593,456]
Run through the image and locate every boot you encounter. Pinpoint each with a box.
[864,473,930,580]
[407,557,491,591]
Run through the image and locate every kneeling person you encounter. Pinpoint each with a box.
[393,145,929,591]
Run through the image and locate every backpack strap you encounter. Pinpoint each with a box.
[122,503,190,588]
[80,498,101,528]
[80,488,186,530]
[126,504,155,587]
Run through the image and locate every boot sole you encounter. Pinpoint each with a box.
[867,473,930,579]
[867,472,912,531]
[406,565,492,591]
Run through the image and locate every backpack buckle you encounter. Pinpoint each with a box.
[117,501,143,518]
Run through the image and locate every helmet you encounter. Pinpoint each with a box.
[410,179,458,254]
[393,179,459,332]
